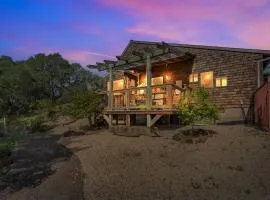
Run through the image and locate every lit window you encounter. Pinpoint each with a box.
[189,73,198,83]
[216,77,227,87]
[108,79,124,91]
[151,76,163,85]
[200,71,213,88]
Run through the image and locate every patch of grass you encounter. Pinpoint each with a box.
[0,132,26,176]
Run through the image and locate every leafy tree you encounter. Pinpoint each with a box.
[178,87,219,130]
[61,91,102,127]
[25,53,78,101]
[0,57,33,115]
[0,53,105,117]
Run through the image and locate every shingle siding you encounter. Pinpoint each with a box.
[122,42,264,110]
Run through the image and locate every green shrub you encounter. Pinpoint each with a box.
[61,91,102,126]
[178,87,219,129]
[30,99,59,120]
[19,115,48,132]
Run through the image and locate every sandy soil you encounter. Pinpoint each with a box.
[65,125,270,200]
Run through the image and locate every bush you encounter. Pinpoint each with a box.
[30,99,59,120]
[179,87,219,128]
[19,115,49,133]
[61,91,102,126]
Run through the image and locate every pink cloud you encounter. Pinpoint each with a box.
[63,50,115,65]
[12,45,115,65]
[99,0,270,49]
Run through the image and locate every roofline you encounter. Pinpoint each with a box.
[124,40,270,55]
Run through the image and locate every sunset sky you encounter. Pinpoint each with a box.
[1,0,270,66]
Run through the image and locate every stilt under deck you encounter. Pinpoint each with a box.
[103,109,178,128]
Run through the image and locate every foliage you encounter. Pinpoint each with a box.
[30,99,59,120]
[61,91,102,126]
[178,87,219,127]
[0,54,105,117]
[19,115,49,133]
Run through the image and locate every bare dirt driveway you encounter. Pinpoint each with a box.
[65,125,270,200]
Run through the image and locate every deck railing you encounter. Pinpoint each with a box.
[105,84,184,111]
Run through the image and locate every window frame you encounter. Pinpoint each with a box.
[216,76,227,87]
[189,73,198,83]
[200,71,214,88]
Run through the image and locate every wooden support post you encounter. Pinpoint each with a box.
[109,114,113,126]
[268,76,270,130]
[150,115,162,127]
[125,90,130,109]
[126,114,131,126]
[147,114,151,128]
[108,65,113,110]
[103,114,112,127]
[146,55,152,110]
[167,85,173,109]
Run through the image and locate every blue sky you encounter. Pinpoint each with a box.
[1,0,270,66]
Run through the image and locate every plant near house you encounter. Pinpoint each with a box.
[61,91,102,127]
[178,87,219,130]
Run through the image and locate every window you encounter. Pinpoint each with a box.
[107,79,124,91]
[216,77,227,87]
[189,73,198,83]
[151,76,163,85]
[200,71,213,88]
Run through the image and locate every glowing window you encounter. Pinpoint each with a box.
[216,77,227,87]
[200,71,213,88]
[151,76,163,85]
[189,73,198,83]
[107,79,124,91]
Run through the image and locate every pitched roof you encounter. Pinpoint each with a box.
[121,40,270,58]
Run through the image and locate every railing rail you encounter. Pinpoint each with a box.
[104,84,185,111]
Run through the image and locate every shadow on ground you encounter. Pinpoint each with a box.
[0,134,72,191]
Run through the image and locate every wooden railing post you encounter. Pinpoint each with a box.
[268,76,270,130]
[125,90,130,109]
[108,65,113,110]
[146,55,152,110]
[167,84,173,109]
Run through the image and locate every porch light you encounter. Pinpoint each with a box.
[165,75,171,81]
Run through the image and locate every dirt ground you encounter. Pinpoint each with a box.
[1,124,270,200]
[65,125,270,200]
[0,133,84,200]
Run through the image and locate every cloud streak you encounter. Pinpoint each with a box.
[99,0,270,49]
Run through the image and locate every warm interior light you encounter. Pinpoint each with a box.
[165,75,171,81]
[205,74,211,80]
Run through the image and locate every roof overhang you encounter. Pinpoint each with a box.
[87,41,195,72]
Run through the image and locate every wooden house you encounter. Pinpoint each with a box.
[90,40,270,128]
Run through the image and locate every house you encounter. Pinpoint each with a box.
[91,40,270,128]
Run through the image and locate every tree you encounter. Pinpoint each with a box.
[25,53,78,101]
[178,87,219,130]
[0,56,33,115]
[61,91,102,127]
